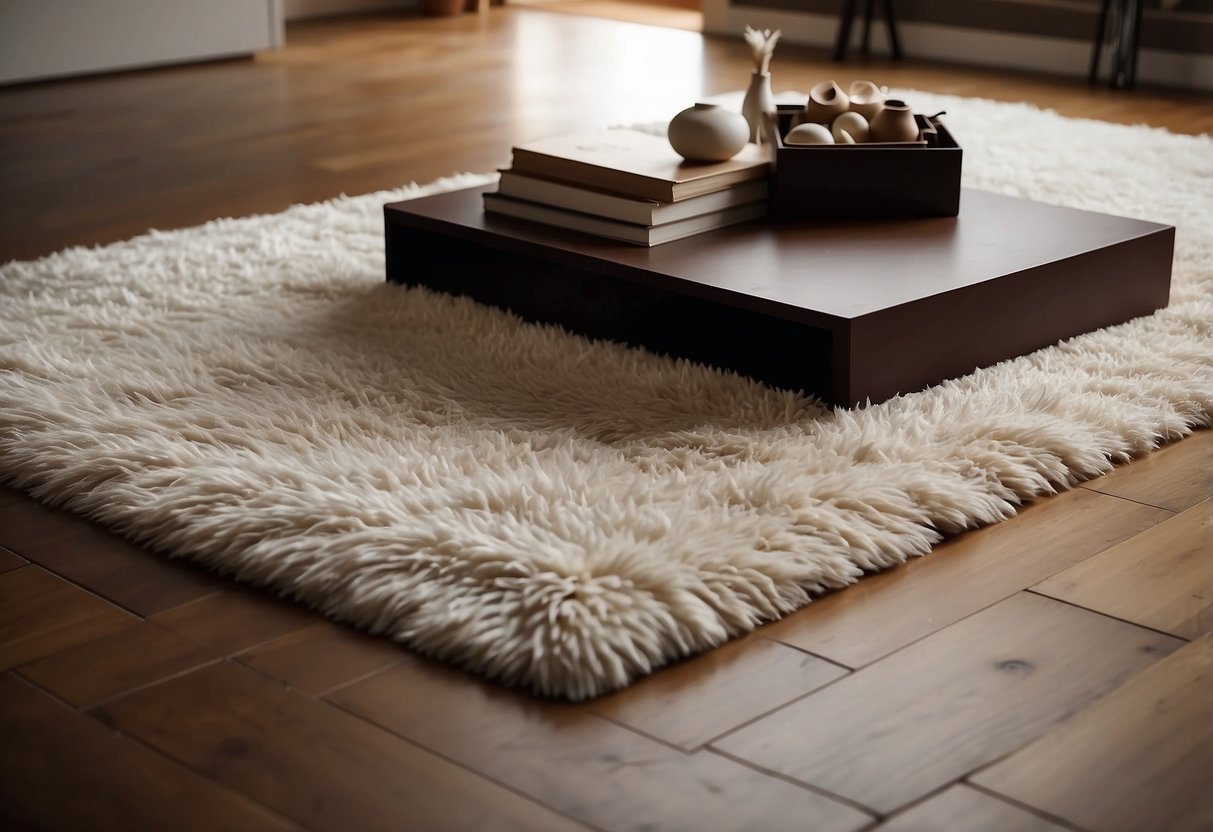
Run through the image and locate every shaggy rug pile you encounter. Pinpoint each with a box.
[1,92,1210,699]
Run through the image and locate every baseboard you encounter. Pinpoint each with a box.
[284,0,418,19]
[703,0,1213,91]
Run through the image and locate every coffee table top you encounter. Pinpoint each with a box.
[386,185,1171,326]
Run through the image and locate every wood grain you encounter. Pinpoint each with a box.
[973,635,1213,832]
[235,619,405,695]
[875,785,1069,832]
[761,488,1169,667]
[0,673,295,831]
[0,566,136,671]
[714,592,1182,814]
[589,634,847,750]
[0,487,223,615]
[151,585,320,655]
[92,661,587,832]
[1081,428,1213,512]
[327,655,873,832]
[16,621,215,708]
[0,546,25,573]
[1034,500,1212,639]
[0,8,1210,831]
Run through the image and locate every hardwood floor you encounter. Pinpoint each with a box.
[1,7,1210,831]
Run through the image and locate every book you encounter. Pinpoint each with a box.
[482,192,767,246]
[495,170,770,226]
[508,128,770,203]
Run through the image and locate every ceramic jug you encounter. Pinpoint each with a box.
[868,99,919,143]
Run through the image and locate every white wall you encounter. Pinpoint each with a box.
[0,0,286,85]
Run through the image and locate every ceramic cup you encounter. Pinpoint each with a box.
[847,80,887,121]
[802,80,850,125]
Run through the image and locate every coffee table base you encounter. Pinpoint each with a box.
[385,186,1174,406]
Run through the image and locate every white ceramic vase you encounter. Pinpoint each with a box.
[667,103,750,162]
[740,71,776,143]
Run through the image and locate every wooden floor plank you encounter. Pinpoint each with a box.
[589,634,847,750]
[16,621,215,708]
[151,585,321,655]
[1033,500,1212,639]
[0,673,296,831]
[235,619,406,696]
[0,487,224,615]
[0,9,1210,831]
[0,545,26,573]
[327,655,873,832]
[1081,429,1213,512]
[0,566,136,671]
[92,661,589,832]
[875,785,1070,832]
[714,592,1183,815]
[973,635,1213,832]
[761,489,1169,668]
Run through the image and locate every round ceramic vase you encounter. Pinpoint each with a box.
[869,99,920,143]
[668,103,750,162]
[784,122,834,145]
[831,111,870,143]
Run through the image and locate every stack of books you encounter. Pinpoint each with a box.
[484,128,770,246]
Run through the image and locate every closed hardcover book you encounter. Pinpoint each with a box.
[508,128,769,203]
[482,192,767,246]
[495,170,770,225]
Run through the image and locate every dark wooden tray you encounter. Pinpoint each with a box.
[768,105,962,220]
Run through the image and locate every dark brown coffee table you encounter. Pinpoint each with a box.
[384,185,1173,406]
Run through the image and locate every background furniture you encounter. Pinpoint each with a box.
[833,0,903,61]
[1089,0,1144,88]
[0,0,284,85]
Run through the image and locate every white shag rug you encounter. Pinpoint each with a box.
[1,92,1210,700]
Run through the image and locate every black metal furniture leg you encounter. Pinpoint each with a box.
[862,0,875,55]
[834,0,859,61]
[881,0,904,59]
[1088,0,1111,84]
[1127,0,1144,87]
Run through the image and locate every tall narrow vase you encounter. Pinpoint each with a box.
[740,71,775,143]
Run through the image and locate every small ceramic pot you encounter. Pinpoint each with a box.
[847,80,886,120]
[868,99,920,143]
[784,122,834,145]
[831,111,870,144]
[802,80,849,125]
[667,103,750,162]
